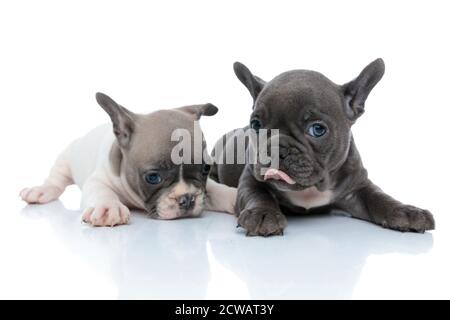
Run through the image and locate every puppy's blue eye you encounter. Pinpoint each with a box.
[202,164,211,175]
[307,123,327,137]
[145,173,162,185]
[250,119,262,132]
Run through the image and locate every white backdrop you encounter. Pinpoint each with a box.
[1,0,449,299]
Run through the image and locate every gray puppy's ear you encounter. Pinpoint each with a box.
[233,62,266,102]
[178,103,219,120]
[342,58,385,121]
[96,92,135,148]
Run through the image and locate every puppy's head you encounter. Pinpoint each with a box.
[96,93,218,219]
[234,59,384,191]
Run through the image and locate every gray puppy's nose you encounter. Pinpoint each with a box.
[178,194,196,210]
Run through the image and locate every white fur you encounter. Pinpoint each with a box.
[205,178,236,214]
[283,187,333,210]
[21,124,235,226]
[21,124,144,226]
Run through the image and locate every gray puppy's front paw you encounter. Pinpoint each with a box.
[238,208,287,237]
[381,205,435,233]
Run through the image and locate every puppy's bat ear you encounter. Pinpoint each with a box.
[233,62,266,103]
[342,58,385,121]
[178,103,219,120]
[96,92,135,149]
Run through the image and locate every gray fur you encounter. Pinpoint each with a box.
[97,92,217,217]
[212,60,434,236]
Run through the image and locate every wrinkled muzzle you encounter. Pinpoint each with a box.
[254,134,323,188]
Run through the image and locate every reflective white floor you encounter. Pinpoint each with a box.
[1,187,449,299]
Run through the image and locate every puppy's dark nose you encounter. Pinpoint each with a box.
[178,194,195,210]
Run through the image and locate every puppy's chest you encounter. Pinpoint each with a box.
[281,187,334,210]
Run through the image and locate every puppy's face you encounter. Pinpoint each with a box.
[234,59,385,192]
[127,160,210,220]
[124,111,213,219]
[96,93,217,219]
[249,73,351,191]
[142,164,209,220]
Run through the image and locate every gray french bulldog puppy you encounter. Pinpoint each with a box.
[211,59,435,236]
[21,93,236,226]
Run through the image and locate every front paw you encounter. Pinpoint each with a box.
[382,205,435,233]
[238,208,287,237]
[20,185,63,204]
[82,201,130,227]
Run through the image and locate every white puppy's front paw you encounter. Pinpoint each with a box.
[206,184,237,214]
[81,201,130,227]
[20,185,63,204]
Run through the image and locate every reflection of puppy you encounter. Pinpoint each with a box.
[212,60,434,236]
[21,93,236,226]
[208,214,434,299]
[20,201,211,299]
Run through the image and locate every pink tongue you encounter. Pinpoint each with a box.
[264,168,296,185]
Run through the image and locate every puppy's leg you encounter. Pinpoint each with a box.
[80,172,130,227]
[336,180,435,233]
[20,148,74,204]
[236,166,287,236]
[205,178,237,214]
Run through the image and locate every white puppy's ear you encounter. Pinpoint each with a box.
[96,92,135,148]
[178,103,218,120]
[342,58,385,121]
[233,61,266,103]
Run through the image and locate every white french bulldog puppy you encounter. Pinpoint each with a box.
[20,93,236,226]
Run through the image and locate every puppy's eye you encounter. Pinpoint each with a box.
[307,123,327,138]
[145,173,162,185]
[250,119,262,132]
[202,164,211,175]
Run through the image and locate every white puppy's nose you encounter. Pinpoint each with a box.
[178,193,196,210]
